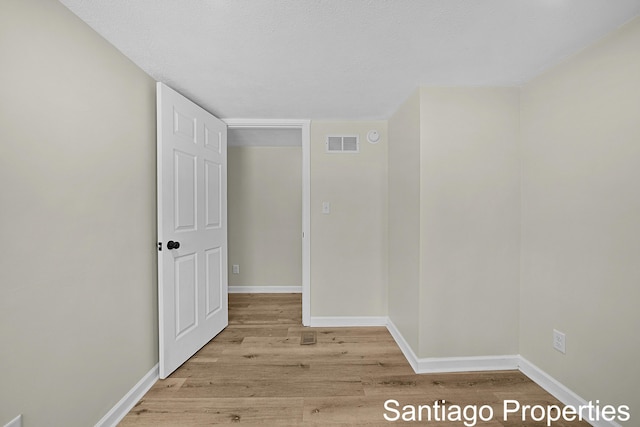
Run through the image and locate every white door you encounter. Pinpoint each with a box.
[157,82,228,379]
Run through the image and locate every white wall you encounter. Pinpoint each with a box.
[0,1,157,425]
[310,121,388,317]
[388,91,421,350]
[520,16,640,416]
[228,146,302,288]
[419,87,521,358]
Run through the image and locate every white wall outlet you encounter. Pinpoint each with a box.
[4,414,23,427]
[322,201,331,214]
[232,264,240,274]
[553,329,566,354]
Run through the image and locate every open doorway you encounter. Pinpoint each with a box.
[224,119,310,325]
[227,127,301,295]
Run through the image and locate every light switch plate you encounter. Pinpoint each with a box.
[322,202,331,214]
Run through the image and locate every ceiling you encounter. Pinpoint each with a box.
[59,0,640,120]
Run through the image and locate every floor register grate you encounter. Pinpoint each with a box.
[300,330,317,345]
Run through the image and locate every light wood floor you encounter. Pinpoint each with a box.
[119,294,589,426]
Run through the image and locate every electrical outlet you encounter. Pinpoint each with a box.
[232,264,240,274]
[553,329,566,354]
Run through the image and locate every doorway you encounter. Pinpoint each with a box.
[224,119,310,326]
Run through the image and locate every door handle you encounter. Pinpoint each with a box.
[167,241,180,250]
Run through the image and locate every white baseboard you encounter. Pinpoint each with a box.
[518,356,587,411]
[309,316,388,327]
[387,318,622,427]
[94,363,159,427]
[518,357,622,427]
[415,354,520,373]
[386,318,420,372]
[386,318,518,373]
[228,285,302,293]
[3,415,22,427]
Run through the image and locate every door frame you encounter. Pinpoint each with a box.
[223,118,311,326]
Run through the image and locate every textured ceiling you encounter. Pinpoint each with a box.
[59,0,640,120]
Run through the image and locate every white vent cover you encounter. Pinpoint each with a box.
[326,135,359,153]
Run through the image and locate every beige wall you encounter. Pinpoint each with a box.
[419,87,521,358]
[0,1,157,426]
[388,87,520,358]
[520,16,640,416]
[388,19,640,411]
[387,91,421,350]
[310,121,388,317]
[228,146,302,287]
[387,88,520,358]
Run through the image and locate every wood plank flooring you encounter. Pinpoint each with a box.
[119,294,590,426]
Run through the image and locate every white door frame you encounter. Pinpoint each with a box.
[223,118,311,326]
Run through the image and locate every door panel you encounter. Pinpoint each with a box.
[175,252,197,338]
[205,160,222,229]
[204,124,221,153]
[173,108,196,142]
[205,247,223,317]
[158,82,228,378]
[174,150,197,231]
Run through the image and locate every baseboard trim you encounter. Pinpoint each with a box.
[387,318,621,427]
[415,354,520,373]
[386,318,420,372]
[518,356,586,411]
[386,318,518,373]
[228,286,302,293]
[3,415,22,427]
[94,363,159,427]
[309,316,387,327]
[518,357,622,427]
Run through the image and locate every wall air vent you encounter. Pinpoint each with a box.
[326,135,359,153]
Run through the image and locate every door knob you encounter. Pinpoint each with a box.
[167,241,180,250]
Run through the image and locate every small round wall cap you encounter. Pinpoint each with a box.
[367,130,381,144]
